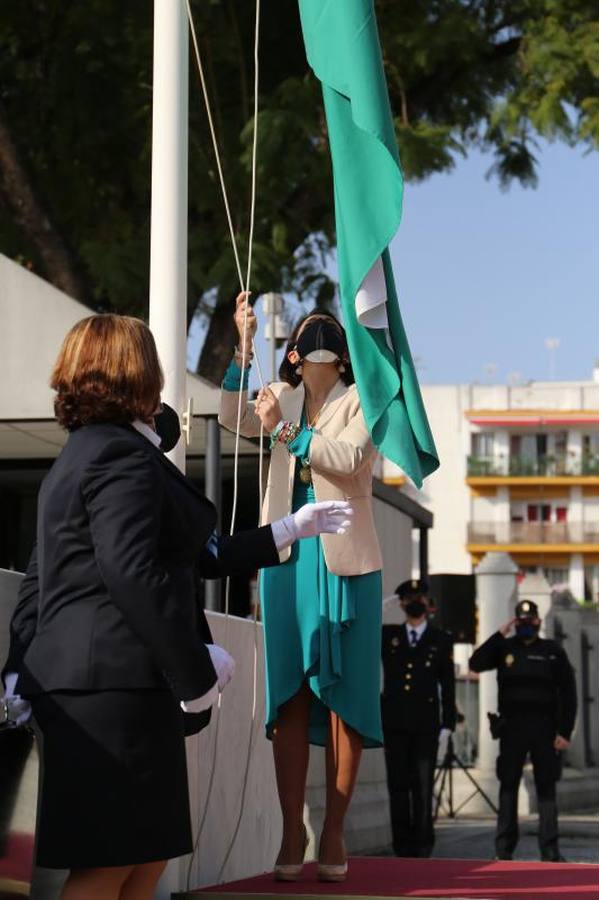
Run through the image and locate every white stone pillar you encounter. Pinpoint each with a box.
[475,552,519,771]
[570,485,583,525]
[149,0,189,472]
[518,571,552,636]
[570,553,585,601]
[568,431,583,476]
[494,431,509,475]
[495,485,510,543]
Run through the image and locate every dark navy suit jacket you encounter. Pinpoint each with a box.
[4,423,278,712]
[381,623,456,734]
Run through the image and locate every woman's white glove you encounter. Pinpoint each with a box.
[3,672,32,728]
[207,644,236,691]
[180,644,236,715]
[271,500,354,552]
[437,728,452,761]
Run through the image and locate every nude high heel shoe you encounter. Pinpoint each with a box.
[317,838,348,882]
[274,825,309,882]
[317,860,348,883]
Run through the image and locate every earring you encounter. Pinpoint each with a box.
[296,364,303,375]
[338,363,346,373]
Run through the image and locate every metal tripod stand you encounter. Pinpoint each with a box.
[433,735,498,819]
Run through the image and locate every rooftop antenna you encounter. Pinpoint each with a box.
[545,337,560,380]
[483,362,498,382]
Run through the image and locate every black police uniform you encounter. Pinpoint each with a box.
[381,618,456,857]
[469,618,577,861]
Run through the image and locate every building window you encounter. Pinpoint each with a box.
[544,567,569,588]
[527,504,551,522]
[471,432,493,457]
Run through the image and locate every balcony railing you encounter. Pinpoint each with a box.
[467,454,599,477]
[468,521,599,545]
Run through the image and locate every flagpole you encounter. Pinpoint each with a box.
[149,0,189,472]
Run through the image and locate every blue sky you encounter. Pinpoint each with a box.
[188,140,599,389]
[391,141,599,385]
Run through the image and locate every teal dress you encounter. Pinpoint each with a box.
[223,362,383,748]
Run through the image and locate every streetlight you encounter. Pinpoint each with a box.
[545,338,560,381]
[262,292,288,383]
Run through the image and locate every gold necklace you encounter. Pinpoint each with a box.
[299,401,324,484]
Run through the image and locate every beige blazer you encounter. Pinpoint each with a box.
[219,378,383,577]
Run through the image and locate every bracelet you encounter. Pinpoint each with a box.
[279,421,301,446]
[269,420,285,450]
[269,420,301,450]
[233,345,254,362]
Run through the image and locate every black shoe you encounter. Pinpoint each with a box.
[541,853,566,863]
[494,853,513,861]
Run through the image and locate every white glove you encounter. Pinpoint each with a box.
[3,672,32,728]
[437,727,452,759]
[271,500,354,552]
[180,644,236,715]
[207,644,236,691]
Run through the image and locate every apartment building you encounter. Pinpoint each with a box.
[383,367,599,601]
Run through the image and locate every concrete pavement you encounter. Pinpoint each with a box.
[433,814,599,863]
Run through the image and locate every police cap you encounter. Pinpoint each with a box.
[515,599,539,620]
[396,578,429,599]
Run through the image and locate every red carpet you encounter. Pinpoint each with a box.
[190,856,599,899]
[0,831,34,898]
[0,831,34,881]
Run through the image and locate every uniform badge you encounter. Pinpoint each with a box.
[505,654,514,667]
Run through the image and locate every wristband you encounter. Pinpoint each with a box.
[233,345,254,364]
[269,420,301,449]
[269,419,285,450]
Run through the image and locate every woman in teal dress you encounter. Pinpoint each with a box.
[219,294,383,882]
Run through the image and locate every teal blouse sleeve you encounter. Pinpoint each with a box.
[287,427,313,461]
[222,359,249,392]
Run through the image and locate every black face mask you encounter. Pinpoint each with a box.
[296,319,346,364]
[154,403,181,452]
[404,599,427,618]
[515,621,539,640]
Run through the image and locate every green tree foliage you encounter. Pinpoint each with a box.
[0,0,597,380]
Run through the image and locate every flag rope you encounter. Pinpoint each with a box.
[184,0,266,888]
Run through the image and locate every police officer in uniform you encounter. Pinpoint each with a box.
[469,599,577,862]
[381,579,456,858]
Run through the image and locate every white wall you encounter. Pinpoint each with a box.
[160,613,281,896]
[373,496,413,597]
[584,497,599,524]
[0,253,222,423]
[0,255,89,419]
[396,385,472,575]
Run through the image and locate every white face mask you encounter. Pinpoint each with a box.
[303,349,339,363]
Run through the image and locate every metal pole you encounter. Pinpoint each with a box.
[271,299,276,384]
[149,0,189,473]
[419,526,429,581]
[204,417,222,611]
[263,292,284,384]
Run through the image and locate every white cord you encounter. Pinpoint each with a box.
[184,0,267,887]
[185,0,265,387]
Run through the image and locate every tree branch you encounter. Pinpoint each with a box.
[0,100,88,301]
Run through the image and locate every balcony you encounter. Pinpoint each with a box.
[467,453,599,479]
[468,521,599,546]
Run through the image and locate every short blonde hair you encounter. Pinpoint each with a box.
[51,314,164,430]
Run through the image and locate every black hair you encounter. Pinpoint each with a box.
[278,308,354,387]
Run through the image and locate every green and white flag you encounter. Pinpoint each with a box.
[299,0,439,487]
